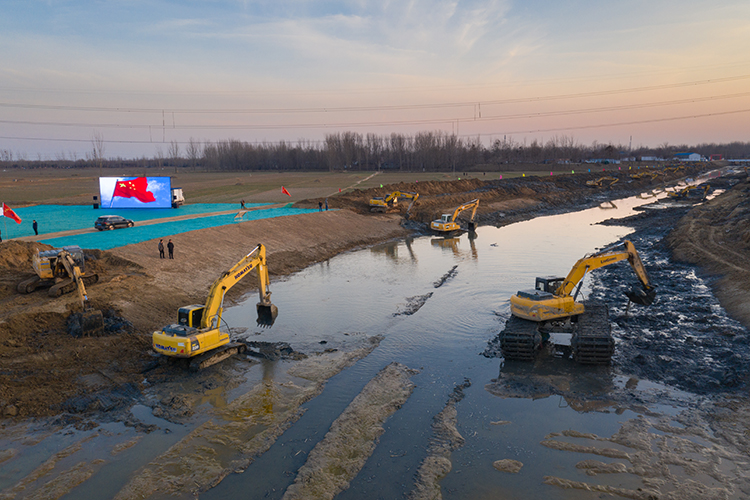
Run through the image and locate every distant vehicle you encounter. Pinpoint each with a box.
[171,187,185,208]
[95,215,134,230]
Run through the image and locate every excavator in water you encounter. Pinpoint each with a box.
[499,240,656,365]
[369,191,419,217]
[430,199,479,233]
[17,246,104,335]
[152,243,278,371]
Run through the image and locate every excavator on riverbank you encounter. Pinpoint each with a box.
[585,176,619,188]
[152,243,278,371]
[369,191,419,217]
[499,240,656,365]
[17,246,103,335]
[430,199,479,233]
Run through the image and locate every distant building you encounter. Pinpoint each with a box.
[673,152,703,162]
[639,156,667,162]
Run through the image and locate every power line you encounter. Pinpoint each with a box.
[2,108,749,146]
[1,74,749,115]
[1,91,747,130]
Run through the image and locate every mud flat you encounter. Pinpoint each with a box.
[409,380,471,500]
[283,362,419,500]
[109,336,383,499]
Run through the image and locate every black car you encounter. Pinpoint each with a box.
[95,215,134,230]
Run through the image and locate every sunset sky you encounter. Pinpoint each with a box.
[1,0,749,159]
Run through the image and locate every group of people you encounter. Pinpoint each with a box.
[158,239,175,259]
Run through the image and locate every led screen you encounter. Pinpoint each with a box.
[99,176,172,209]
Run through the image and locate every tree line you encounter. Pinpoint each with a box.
[2,132,748,171]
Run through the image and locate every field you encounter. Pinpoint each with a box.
[0,164,633,206]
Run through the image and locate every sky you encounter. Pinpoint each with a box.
[1,0,749,160]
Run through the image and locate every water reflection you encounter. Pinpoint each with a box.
[430,235,478,260]
[490,356,617,413]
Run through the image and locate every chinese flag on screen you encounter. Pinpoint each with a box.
[2,203,22,224]
[281,186,291,197]
[112,177,156,203]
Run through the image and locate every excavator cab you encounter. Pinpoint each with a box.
[535,276,564,294]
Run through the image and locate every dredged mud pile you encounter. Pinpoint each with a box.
[589,178,750,394]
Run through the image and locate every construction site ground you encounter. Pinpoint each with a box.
[0,162,742,420]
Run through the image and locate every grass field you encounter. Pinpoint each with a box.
[1,164,635,206]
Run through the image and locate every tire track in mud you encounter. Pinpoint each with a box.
[282,362,419,500]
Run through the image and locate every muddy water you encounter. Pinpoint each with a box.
[3,189,747,499]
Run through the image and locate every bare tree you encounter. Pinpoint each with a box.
[168,140,181,173]
[186,137,201,171]
[90,131,106,175]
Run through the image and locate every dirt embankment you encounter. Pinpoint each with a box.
[667,173,750,327]
[297,165,710,227]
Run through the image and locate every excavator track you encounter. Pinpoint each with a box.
[500,315,542,361]
[189,342,247,372]
[48,274,98,297]
[572,304,613,365]
[17,276,42,294]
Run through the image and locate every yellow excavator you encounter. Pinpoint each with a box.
[430,199,479,233]
[667,184,710,200]
[585,176,619,188]
[17,246,99,296]
[500,240,656,364]
[629,171,660,181]
[17,246,103,335]
[369,191,419,217]
[152,243,278,371]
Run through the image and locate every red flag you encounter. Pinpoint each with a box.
[281,186,291,197]
[2,202,22,224]
[112,177,156,203]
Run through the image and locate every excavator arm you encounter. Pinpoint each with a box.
[202,243,275,329]
[556,240,654,304]
[450,199,479,223]
[57,251,89,311]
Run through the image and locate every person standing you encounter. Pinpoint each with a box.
[318,201,323,211]
[325,198,328,211]
[32,220,38,235]
[167,239,174,259]
[158,239,165,259]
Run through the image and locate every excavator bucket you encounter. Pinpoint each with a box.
[256,302,279,327]
[625,285,656,306]
[67,309,104,337]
